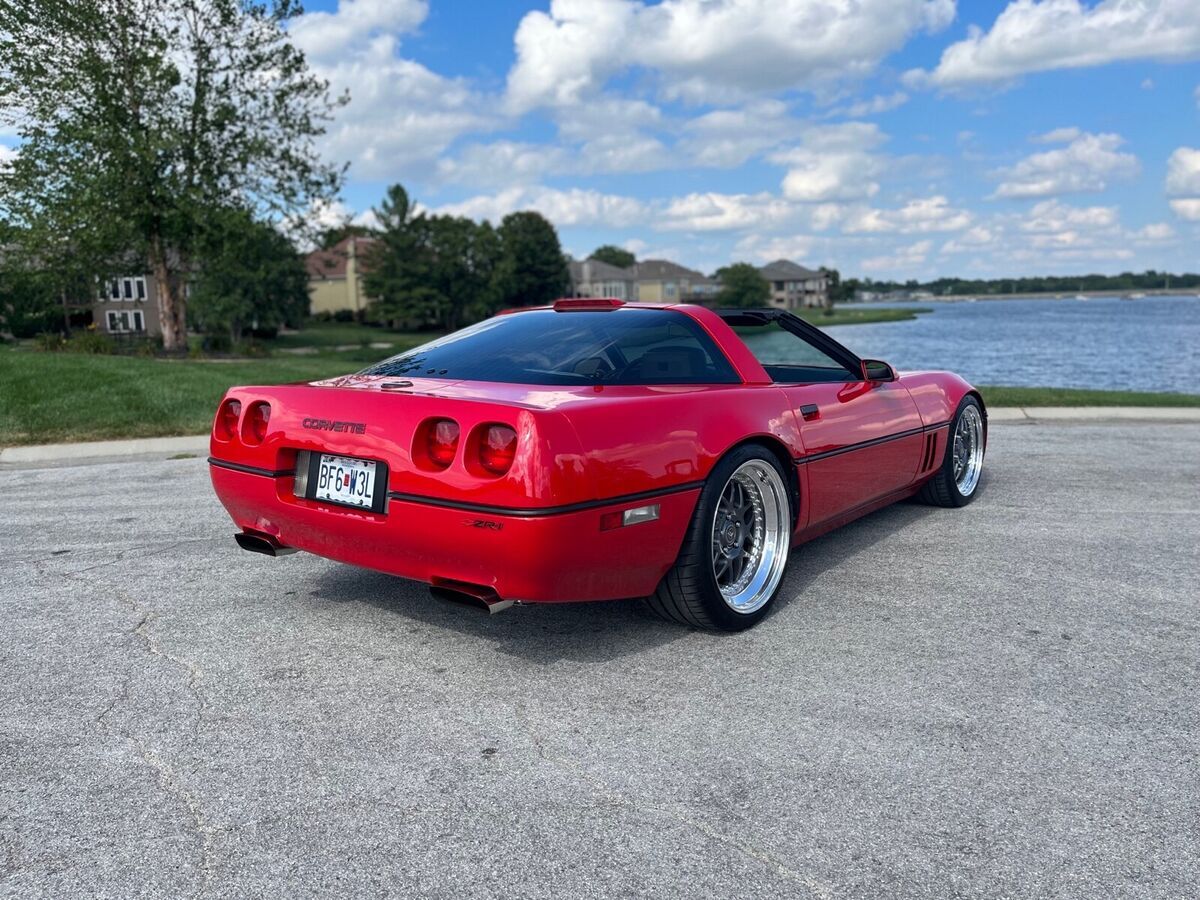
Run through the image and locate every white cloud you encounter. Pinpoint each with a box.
[1169,199,1200,220]
[735,234,819,263]
[435,187,647,228]
[1141,77,1155,90]
[861,239,933,272]
[506,0,956,110]
[1166,147,1200,220]
[292,0,494,180]
[1020,199,1119,233]
[991,131,1139,198]
[940,225,996,253]
[772,122,888,202]
[841,196,973,234]
[1133,222,1174,241]
[291,0,428,62]
[1165,147,1200,195]
[907,0,1200,89]
[435,141,569,187]
[657,192,795,232]
[682,100,804,168]
[824,92,910,119]
[1033,126,1082,143]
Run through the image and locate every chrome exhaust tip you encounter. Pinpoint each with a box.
[429,578,514,614]
[234,532,298,557]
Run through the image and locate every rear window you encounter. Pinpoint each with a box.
[362,309,740,386]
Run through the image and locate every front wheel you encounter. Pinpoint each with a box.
[645,445,792,631]
[920,395,986,507]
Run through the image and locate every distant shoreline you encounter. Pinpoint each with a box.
[858,289,1199,303]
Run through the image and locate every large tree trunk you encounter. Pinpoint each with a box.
[150,234,187,352]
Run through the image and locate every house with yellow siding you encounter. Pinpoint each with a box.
[304,236,377,316]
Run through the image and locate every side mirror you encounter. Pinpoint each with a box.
[861,359,896,382]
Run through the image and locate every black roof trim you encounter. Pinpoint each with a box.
[713,308,863,376]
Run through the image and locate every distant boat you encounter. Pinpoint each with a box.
[1075,294,1089,301]
[1123,292,1146,300]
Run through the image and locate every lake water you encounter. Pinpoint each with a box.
[749,295,1199,394]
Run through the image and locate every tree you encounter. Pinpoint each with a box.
[823,268,845,308]
[715,263,770,308]
[364,186,501,332]
[188,210,309,343]
[590,245,636,269]
[494,212,569,309]
[0,0,346,350]
[319,223,377,250]
[363,184,437,329]
[0,261,60,339]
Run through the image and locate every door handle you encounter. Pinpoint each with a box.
[799,404,819,421]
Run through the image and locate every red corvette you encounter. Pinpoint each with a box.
[209,300,986,631]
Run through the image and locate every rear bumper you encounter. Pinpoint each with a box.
[209,462,699,603]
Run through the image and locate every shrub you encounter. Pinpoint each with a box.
[34,331,67,352]
[233,339,270,358]
[333,309,355,322]
[68,331,116,354]
[203,332,232,354]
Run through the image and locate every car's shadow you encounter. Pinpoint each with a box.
[310,476,987,664]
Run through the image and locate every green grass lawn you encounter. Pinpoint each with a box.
[978,386,1200,408]
[268,321,428,350]
[2,317,1197,446]
[795,306,931,327]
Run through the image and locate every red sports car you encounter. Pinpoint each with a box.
[209,300,986,631]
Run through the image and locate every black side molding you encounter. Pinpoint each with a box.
[387,480,705,518]
[208,457,295,478]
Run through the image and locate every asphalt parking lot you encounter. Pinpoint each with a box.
[1,421,1197,899]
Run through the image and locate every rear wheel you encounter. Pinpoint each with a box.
[645,445,792,631]
[919,395,986,507]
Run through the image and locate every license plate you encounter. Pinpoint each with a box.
[312,454,379,510]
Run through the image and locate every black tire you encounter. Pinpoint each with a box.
[919,395,986,508]
[644,444,792,632]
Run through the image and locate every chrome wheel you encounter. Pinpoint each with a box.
[710,460,790,614]
[952,405,985,496]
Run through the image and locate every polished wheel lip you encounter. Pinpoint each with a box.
[952,405,985,496]
[710,459,790,615]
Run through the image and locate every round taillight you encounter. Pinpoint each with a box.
[242,402,271,445]
[216,399,242,441]
[426,419,460,468]
[479,424,517,475]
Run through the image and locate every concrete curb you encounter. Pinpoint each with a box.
[987,406,1200,422]
[0,434,208,464]
[2,407,1198,464]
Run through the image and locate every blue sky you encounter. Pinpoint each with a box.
[228,3,1200,276]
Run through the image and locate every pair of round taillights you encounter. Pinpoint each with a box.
[214,399,271,446]
[424,418,517,476]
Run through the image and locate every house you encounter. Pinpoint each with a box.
[757,260,829,309]
[568,258,638,301]
[632,259,718,303]
[94,272,163,337]
[567,256,719,304]
[305,235,377,316]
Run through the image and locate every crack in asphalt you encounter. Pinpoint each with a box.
[510,700,833,898]
[40,556,219,898]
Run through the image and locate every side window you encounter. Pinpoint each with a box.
[609,320,735,384]
[734,321,859,384]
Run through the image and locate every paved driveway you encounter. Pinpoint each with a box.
[1,423,1197,898]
